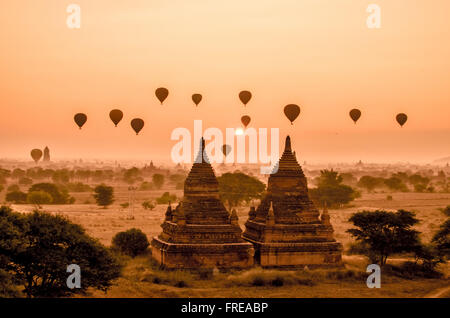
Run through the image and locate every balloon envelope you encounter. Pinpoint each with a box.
[222,144,232,156]
[131,118,144,135]
[284,104,301,124]
[31,149,43,163]
[396,113,408,127]
[74,113,87,129]
[349,109,362,123]
[241,115,251,128]
[109,109,123,127]
[155,87,169,104]
[192,94,202,106]
[239,91,252,106]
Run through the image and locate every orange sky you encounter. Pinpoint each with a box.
[0,1,449,164]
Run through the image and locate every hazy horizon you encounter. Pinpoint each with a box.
[1,1,449,165]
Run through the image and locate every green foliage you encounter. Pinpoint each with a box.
[432,219,450,257]
[347,210,420,265]
[5,191,27,204]
[152,174,165,190]
[357,176,384,192]
[64,182,92,192]
[112,228,149,257]
[123,167,142,185]
[310,170,358,208]
[384,177,408,192]
[217,172,266,209]
[29,183,73,204]
[139,181,153,191]
[93,185,114,208]
[7,184,20,192]
[142,200,155,210]
[27,191,53,208]
[156,192,177,205]
[438,205,450,217]
[0,207,121,297]
[18,177,33,186]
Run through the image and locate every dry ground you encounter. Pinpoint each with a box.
[8,190,450,298]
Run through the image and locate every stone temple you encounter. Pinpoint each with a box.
[242,136,342,268]
[151,139,254,269]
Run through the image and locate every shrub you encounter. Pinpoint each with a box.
[112,228,149,257]
[29,183,72,204]
[7,184,20,192]
[27,191,53,208]
[226,268,315,287]
[142,200,155,210]
[18,177,33,186]
[65,182,92,192]
[139,181,153,191]
[156,192,177,205]
[5,191,27,204]
[386,195,393,201]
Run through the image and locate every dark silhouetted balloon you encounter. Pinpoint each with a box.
[109,109,123,127]
[155,87,169,104]
[192,94,202,106]
[31,149,43,163]
[241,115,251,128]
[131,118,144,135]
[284,104,301,125]
[222,144,232,156]
[239,91,252,106]
[349,109,362,124]
[396,113,408,127]
[74,113,87,129]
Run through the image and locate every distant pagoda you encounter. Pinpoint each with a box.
[243,136,342,268]
[151,139,254,269]
[43,146,50,162]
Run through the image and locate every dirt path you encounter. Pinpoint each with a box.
[424,285,450,298]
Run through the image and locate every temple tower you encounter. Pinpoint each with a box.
[43,146,50,162]
[243,136,342,268]
[151,139,254,269]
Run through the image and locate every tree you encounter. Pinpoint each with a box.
[5,191,27,204]
[27,191,53,209]
[438,206,450,217]
[123,167,142,185]
[357,176,383,193]
[29,183,73,204]
[0,207,121,297]
[7,184,20,192]
[156,192,177,205]
[93,185,114,208]
[309,170,358,208]
[112,228,149,257]
[18,177,33,186]
[432,219,450,258]
[139,181,153,191]
[152,174,165,190]
[384,177,408,192]
[347,210,420,266]
[217,172,266,209]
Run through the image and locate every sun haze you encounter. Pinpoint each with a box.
[0,0,449,163]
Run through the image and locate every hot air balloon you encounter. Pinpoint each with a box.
[222,144,232,157]
[31,149,43,163]
[131,118,144,135]
[349,109,361,124]
[241,115,251,128]
[239,91,252,106]
[155,87,169,104]
[284,104,301,125]
[109,109,123,127]
[396,113,408,127]
[74,113,87,129]
[192,94,202,106]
